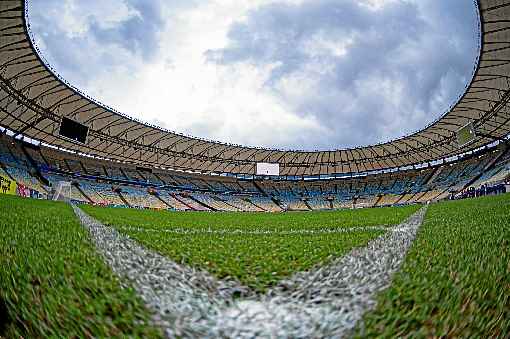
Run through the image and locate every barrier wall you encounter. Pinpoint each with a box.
[16,184,30,198]
[0,174,17,195]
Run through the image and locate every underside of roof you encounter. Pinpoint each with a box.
[0,0,510,176]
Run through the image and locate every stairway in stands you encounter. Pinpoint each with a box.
[252,180,286,210]
[302,199,313,211]
[188,195,216,211]
[374,195,384,207]
[20,143,50,187]
[424,166,443,187]
[462,145,509,190]
[0,161,15,181]
[217,196,242,211]
[247,198,267,212]
[117,191,132,207]
[155,194,173,209]
[75,184,94,204]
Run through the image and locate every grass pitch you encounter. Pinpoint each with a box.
[0,195,162,338]
[81,204,420,230]
[359,194,510,337]
[83,205,419,291]
[2,193,507,336]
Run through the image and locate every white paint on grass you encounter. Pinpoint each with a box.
[73,205,427,338]
[118,225,391,235]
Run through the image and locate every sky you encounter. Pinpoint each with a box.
[29,0,479,151]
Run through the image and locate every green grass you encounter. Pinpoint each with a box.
[0,195,162,338]
[81,204,420,231]
[83,204,419,291]
[358,194,510,337]
[4,193,507,335]
[121,229,383,291]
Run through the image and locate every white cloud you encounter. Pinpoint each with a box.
[56,0,136,36]
[29,0,478,150]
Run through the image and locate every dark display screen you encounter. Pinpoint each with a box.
[59,117,88,144]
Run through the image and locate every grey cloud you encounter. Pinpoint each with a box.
[206,0,479,149]
[28,0,479,151]
[29,0,165,86]
[88,0,164,60]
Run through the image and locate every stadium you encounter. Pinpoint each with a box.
[0,0,508,337]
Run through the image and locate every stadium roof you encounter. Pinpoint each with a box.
[0,0,509,177]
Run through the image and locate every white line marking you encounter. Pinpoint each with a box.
[117,225,391,235]
[73,206,427,338]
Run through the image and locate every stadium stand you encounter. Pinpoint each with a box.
[192,193,238,211]
[0,0,508,213]
[0,132,509,211]
[332,198,354,209]
[176,193,210,211]
[78,181,108,204]
[88,182,126,206]
[4,166,46,193]
[222,195,265,212]
[157,191,191,210]
[249,196,282,212]
[354,196,378,209]
[118,186,149,209]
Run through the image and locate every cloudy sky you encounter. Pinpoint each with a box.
[29,0,479,151]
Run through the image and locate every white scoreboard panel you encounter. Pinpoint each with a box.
[256,163,280,176]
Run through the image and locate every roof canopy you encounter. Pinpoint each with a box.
[0,0,509,176]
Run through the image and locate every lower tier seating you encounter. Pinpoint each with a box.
[1,132,508,211]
